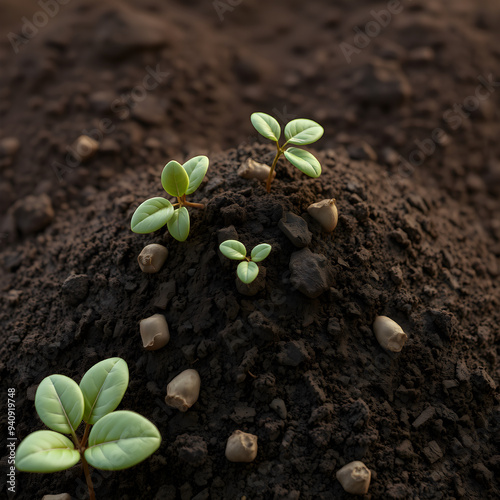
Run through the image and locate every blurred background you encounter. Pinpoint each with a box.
[0,0,499,244]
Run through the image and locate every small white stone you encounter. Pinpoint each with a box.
[72,135,99,162]
[307,199,338,232]
[238,158,276,182]
[138,243,168,273]
[336,461,371,495]
[373,316,408,352]
[165,369,201,412]
[140,314,170,351]
[225,430,258,463]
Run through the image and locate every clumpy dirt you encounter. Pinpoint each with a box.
[1,142,499,499]
[0,0,500,499]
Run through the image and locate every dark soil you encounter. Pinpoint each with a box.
[0,0,499,499]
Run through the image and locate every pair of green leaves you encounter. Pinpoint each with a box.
[16,358,161,473]
[251,112,324,179]
[219,240,271,284]
[131,156,209,241]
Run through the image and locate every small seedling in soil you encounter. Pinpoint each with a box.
[225,430,258,463]
[250,112,324,192]
[373,316,408,352]
[131,155,209,241]
[15,358,161,500]
[219,240,271,284]
[165,369,201,412]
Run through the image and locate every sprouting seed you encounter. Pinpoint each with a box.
[250,112,324,192]
[219,239,271,285]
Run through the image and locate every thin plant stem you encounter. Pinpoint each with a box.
[81,423,91,449]
[183,201,204,209]
[266,143,283,193]
[81,453,96,500]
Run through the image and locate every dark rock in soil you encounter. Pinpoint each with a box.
[289,248,332,298]
[278,212,312,248]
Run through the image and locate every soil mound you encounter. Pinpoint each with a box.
[1,144,498,499]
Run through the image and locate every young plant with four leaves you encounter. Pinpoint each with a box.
[131,155,209,241]
[251,112,324,192]
[219,240,271,284]
[15,358,161,500]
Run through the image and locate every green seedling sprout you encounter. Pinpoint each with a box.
[219,240,271,284]
[250,112,324,192]
[15,358,161,500]
[131,155,209,241]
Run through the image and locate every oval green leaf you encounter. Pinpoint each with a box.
[35,374,84,435]
[219,240,247,260]
[251,112,281,142]
[167,207,190,242]
[284,119,324,145]
[84,411,161,471]
[131,198,174,234]
[183,156,209,195]
[161,160,189,197]
[251,243,271,263]
[16,431,80,473]
[237,261,259,284]
[284,148,322,178]
[79,358,129,425]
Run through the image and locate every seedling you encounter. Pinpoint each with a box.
[15,358,161,500]
[250,112,324,192]
[219,240,271,284]
[131,155,209,242]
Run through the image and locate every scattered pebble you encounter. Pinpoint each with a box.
[61,274,89,306]
[307,199,338,232]
[225,430,258,463]
[278,212,312,248]
[373,316,408,352]
[0,137,20,157]
[238,158,275,182]
[289,248,332,298]
[138,244,168,273]
[165,369,201,412]
[336,461,371,495]
[71,135,98,162]
[12,193,54,235]
[140,314,170,351]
